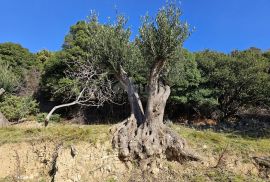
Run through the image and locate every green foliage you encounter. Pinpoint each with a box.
[0,63,20,93]
[0,95,39,121]
[166,49,204,104]
[41,51,70,101]
[195,49,270,118]
[41,2,190,104]
[262,50,270,61]
[0,42,35,76]
[0,42,43,96]
[49,114,61,123]
[41,13,142,102]
[36,113,47,123]
[137,2,189,63]
[2,3,268,123]
[63,15,134,72]
[36,113,61,123]
[35,49,54,70]
[36,49,53,63]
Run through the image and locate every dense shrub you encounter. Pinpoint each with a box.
[0,95,39,121]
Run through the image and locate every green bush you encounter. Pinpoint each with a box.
[50,114,61,123]
[0,95,38,121]
[36,113,46,123]
[36,113,61,123]
[0,63,20,93]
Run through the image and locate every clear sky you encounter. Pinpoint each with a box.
[0,0,269,53]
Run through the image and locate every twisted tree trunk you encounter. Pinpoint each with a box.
[111,63,200,168]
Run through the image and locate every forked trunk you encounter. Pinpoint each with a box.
[111,65,200,169]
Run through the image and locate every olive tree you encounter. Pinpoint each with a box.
[111,4,200,165]
[46,3,200,167]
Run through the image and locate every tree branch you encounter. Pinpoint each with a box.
[115,65,145,125]
[45,89,86,126]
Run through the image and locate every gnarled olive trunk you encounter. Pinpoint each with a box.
[111,64,200,167]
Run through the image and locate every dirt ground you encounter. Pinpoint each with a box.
[0,121,269,182]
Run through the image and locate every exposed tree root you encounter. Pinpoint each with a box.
[111,116,201,169]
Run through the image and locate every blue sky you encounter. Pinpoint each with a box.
[0,0,269,53]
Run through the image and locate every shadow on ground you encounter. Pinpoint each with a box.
[182,113,270,138]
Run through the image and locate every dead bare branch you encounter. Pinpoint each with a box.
[45,59,115,126]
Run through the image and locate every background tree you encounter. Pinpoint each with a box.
[0,42,41,96]
[195,49,270,120]
[164,49,217,119]
[0,42,35,76]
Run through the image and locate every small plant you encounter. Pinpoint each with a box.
[50,114,61,123]
[0,95,38,121]
[36,113,61,123]
[36,113,46,123]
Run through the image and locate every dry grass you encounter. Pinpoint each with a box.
[0,122,269,181]
[173,125,270,155]
[1,122,269,154]
[0,122,110,145]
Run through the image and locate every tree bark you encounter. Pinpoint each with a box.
[112,63,200,168]
[115,66,144,125]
